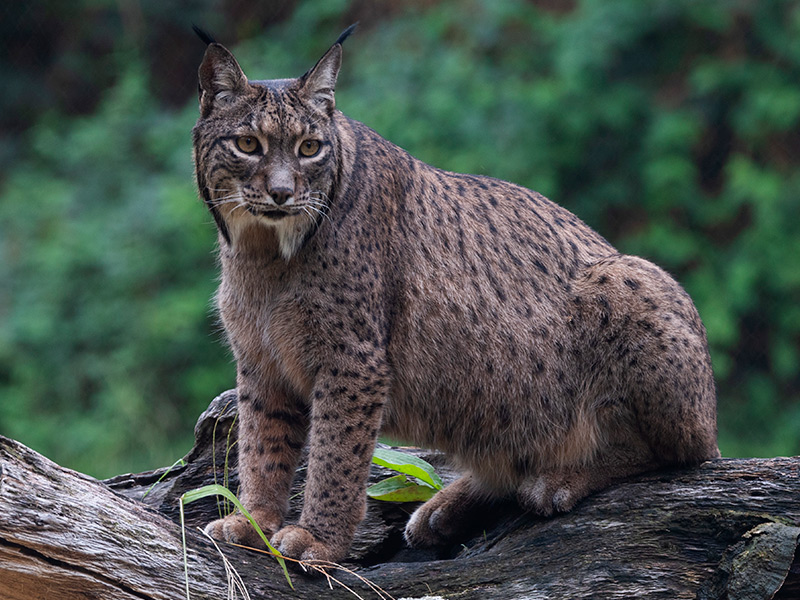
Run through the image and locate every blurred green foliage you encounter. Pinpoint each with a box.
[1,0,798,477]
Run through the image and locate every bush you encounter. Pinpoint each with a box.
[0,61,229,476]
[1,0,798,476]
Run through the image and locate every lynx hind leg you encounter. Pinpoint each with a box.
[578,254,720,465]
[405,474,491,548]
[515,436,658,517]
[516,470,591,517]
[631,356,721,465]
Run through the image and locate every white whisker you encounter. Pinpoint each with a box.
[302,203,331,224]
[300,206,316,227]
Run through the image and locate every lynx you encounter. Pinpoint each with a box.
[192,26,719,564]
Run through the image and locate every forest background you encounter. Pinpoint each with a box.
[1,0,799,479]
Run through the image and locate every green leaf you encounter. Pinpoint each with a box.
[371,447,443,490]
[366,473,438,502]
[180,484,293,590]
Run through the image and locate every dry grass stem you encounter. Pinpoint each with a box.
[229,543,396,600]
[201,529,252,600]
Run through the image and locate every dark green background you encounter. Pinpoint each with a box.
[1,0,798,478]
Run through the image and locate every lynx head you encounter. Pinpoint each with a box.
[192,26,356,259]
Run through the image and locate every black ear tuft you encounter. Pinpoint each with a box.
[335,23,358,47]
[192,24,217,46]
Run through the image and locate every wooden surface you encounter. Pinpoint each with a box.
[1,390,798,599]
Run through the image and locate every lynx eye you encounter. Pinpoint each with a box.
[236,135,260,154]
[299,139,321,157]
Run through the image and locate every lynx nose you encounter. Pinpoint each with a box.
[269,187,294,206]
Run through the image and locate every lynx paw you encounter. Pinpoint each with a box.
[516,472,588,516]
[204,508,281,548]
[271,525,344,563]
[404,501,459,547]
[404,479,483,548]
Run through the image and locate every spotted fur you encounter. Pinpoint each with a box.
[193,30,719,563]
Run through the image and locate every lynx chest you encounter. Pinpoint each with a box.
[217,256,318,398]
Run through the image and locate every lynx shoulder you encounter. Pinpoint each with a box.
[192,27,719,563]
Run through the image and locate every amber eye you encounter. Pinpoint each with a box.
[299,139,321,157]
[236,136,259,154]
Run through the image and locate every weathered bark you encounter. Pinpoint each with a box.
[1,389,799,599]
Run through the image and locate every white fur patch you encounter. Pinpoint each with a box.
[272,217,309,260]
[220,193,313,259]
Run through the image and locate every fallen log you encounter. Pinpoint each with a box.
[1,389,798,599]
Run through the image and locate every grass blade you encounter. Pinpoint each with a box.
[180,484,293,589]
[180,498,191,600]
[142,457,186,499]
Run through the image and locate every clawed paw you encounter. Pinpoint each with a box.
[271,525,343,563]
[516,472,585,516]
[203,508,281,549]
[404,481,480,548]
[404,503,447,548]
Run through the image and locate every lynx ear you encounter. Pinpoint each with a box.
[299,24,357,112]
[197,42,248,116]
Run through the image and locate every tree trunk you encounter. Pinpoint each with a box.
[1,390,798,599]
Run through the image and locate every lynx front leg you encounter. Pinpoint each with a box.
[205,377,308,547]
[271,372,388,563]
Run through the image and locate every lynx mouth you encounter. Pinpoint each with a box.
[247,206,291,220]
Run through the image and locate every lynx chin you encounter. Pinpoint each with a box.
[192,25,719,563]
